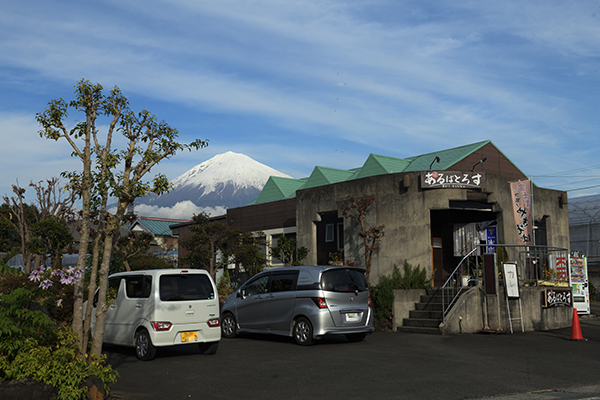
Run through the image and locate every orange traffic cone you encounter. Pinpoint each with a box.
[570,308,586,341]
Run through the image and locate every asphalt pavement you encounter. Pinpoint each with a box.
[106,305,600,400]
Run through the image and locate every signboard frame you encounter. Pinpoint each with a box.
[503,262,520,299]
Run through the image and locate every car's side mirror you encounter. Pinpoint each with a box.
[237,289,246,299]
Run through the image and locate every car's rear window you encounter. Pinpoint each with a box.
[321,269,367,292]
[159,274,215,301]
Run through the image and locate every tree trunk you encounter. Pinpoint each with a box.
[72,139,92,347]
[90,229,115,358]
[90,199,127,358]
[82,232,102,354]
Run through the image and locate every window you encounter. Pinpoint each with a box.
[159,274,214,301]
[269,273,297,293]
[321,269,367,293]
[325,224,334,242]
[337,223,344,250]
[125,276,152,299]
[243,275,269,296]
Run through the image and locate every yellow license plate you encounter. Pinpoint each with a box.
[181,331,198,342]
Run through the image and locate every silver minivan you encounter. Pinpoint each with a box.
[220,266,374,345]
[88,269,221,360]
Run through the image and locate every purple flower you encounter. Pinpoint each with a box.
[60,274,75,285]
[56,299,63,308]
[29,269,42,282]
[39,279,53,290]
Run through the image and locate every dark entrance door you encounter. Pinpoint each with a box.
[431,207,497,287]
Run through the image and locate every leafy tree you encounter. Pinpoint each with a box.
[269,234,309,267]
[232,230,266,277]
[342,194,385,283]
[180,213,236,281]
[113,231,154,272]
[37,79,208,358]
[37,80,126,348]
[27,217,74,269]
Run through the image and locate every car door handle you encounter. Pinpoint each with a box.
[135,303,142,309]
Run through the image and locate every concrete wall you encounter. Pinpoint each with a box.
[392,289,426,327]
[296,172,570,285]
[433,286,573,334]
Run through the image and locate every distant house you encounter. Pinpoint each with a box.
[130,216,192,254]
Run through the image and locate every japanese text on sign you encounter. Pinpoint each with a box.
[542,288,572,308]
[421,171,485,189]
[510,179,533,245]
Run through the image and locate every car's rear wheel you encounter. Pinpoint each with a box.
[345,332,367,342]
[221,313,238,338]
[293,317,314,346]
[198,341,219,355]
[135,329,157,361]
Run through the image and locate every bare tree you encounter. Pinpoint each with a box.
[342,194,385,283]
[1,178,77,273]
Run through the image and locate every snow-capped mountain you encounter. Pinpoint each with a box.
[136,151,292,211]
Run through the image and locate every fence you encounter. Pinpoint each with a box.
[441,244,569,322]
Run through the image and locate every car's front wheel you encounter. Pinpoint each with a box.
[135,329,157,361]
[198,341,219,355]
[293,317,314,346]
[221,313,238,338]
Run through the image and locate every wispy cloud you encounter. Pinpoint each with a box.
[1,0,599,208]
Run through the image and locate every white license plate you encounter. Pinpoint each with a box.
[345,313,360,322]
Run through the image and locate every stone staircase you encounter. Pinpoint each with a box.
[396,287,449,334]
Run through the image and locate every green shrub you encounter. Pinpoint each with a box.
[0,287,57,358]
[0,281,118,399]
[1,327,118,400]
[370,261,432,328]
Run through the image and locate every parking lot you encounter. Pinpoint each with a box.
[107,310,600,400]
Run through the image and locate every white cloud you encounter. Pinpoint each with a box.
[132,202,226,220]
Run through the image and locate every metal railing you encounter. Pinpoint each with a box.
[441,244,569,323]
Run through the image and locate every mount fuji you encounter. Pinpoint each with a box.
[134,151,292,218]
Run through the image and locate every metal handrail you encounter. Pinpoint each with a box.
[440,244,570,323]
[441,246,478,323]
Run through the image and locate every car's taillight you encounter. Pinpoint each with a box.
[151,321,172,331]
[312,297,328,309]
[207,318,220,327]
[368,290,372,307]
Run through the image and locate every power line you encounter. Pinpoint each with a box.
[567,184,600,192]
[531,163,600,178]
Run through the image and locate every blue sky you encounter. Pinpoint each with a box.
[2,0,600,210]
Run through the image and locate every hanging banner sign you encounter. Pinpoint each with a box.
[510,179,533,245]
[421,171,485,189]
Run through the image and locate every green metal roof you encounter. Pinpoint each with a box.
[135,217,191,236]
[248,140,501,205]
[302,166,356,190]
[352,154,411,180]
[246,176,307,205]
[404,140,490,171]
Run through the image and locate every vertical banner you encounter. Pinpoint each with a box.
[486,226,497,253]
[510,179,533,245]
